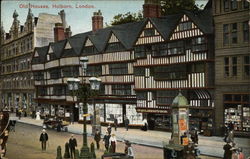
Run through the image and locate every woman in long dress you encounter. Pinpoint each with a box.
[109,134,117,153]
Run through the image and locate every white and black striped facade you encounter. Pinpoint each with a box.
[32,10,215,130]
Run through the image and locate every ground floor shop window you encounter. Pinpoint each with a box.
[224,94,250,132]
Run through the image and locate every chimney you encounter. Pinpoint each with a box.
[54,23,65,42]
[65,26,72,39]
[143,0,161,18]
[92,10,103,32]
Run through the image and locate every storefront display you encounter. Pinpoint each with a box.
[224,94,250,132]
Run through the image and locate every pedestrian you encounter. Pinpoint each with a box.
[94,130,101,149]
[69,134,77,159]
[57,120,62,132]
[141,118,148,131]
[227,130,234,144]
[39,129,48,151]
[238,148,245,159]
[18,109,22,120]
[114,118,118,131]
[125,141,134,159]
[109,134,117,153]
[124,117,129,131]
[223,142,232,159]
[70,113,74,125]
[0,139,5,158]
[107,124,112,135]
[103,131,111,151]
[191,128,198,144]
[228,121,234,131]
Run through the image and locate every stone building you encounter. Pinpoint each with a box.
[213,0,250,136]
[32,0,216,133]
[0,9,70,113]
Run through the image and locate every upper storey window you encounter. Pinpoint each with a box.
[144,28,155,37]
[179,22,192,31]
[82,46,98,55]
[224,0,238,12]
[105,42,125,52]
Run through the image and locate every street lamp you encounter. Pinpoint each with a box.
[89,77,101,135]
[78,56,94,159]
[67,78,80,123]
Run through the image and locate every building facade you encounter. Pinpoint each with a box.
[0,9,70,113]
[213,0,250,136]
[32,3,216,133]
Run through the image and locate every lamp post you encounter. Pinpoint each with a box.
[78,56,93,159]
[67,78,80,123]
[89,77,102,135]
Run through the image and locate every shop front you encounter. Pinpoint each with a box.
[224,93,250,135]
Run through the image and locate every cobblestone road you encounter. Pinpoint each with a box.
[5,123,220,159]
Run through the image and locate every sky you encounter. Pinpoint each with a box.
[1,0,208,36]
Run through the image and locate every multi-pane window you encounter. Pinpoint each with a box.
[37,87,47,96]
[136,92,147,100]
[224,57,229,77]
[82,46,98,55]
[231,0,238,10]
[192,37,206,52]
[144,28,155,37]
[49,68,61,79]
[62,66,79,77]
[223,24,229,45]
[112,85,131,95]
[106,42,125,52]
[244,56,250,76]
[168,41,184,55]
[109,63,128,75]
[243,0,249,9]
[87,65,102,76]
[224,0,229,11]
[33,71,44,81]
[232,57,237,76]
[151,64,187,80]
[134,67,145,76]
[156,90,178,105]
[188,63,205,73]
[53,86,65,96]
[179,21,192,31]
[134,46,146,58]
[243,21,249,42]
[231,23,237,44]
[49,53,57,61]
[152,43,168,57]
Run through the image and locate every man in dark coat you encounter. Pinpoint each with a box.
[94,130,101,149]
[69,134,77,159]
[114,118,118,131]
[39,129,48,151]
[124,117,129,131]
[223,142,232,159]
[103,131,110,151]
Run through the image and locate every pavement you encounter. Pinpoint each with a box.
[11,115,250,158]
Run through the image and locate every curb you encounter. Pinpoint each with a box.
[16,120,222,158]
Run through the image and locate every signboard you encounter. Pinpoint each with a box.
[136,108,169,114]
[178,119,187,131]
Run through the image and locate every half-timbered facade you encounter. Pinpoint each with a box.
[32,7,215,132]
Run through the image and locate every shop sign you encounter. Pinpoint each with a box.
[136,109,169,114]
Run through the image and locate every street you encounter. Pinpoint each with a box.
[5,122,220,159]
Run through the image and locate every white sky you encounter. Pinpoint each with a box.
[1,0,208,36]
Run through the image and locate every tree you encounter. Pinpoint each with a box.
[108,0,203,26]
[108,11,143,26]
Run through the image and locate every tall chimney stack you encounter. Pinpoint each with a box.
[143,0,161,18]
[54,23,65,42]
[65,26,72,39]
[92,10,103,32]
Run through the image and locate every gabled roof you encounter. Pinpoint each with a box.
[110,20,146,49]
[87,28,111,52]
[150,14,183,40]
[33,46,49,63]
[68,32,91,55]
[183,9,213,34]
[50,39,67,58]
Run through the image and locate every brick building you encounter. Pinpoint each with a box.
[0,9,71,113]
[213,0,250,136]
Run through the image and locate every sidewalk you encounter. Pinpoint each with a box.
[13,116,250,158]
